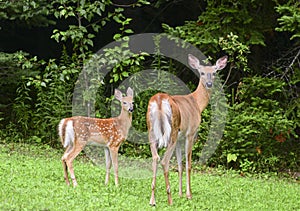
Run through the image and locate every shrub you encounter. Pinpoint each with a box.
[201,76,299,172]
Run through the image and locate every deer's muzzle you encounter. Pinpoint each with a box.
[129,107,134,113]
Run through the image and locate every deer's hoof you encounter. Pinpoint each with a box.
[149,198,156,206]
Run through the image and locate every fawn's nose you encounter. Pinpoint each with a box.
[128,104,134,112]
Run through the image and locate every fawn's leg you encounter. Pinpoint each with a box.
[109,148,119,186]
[62,146,72,185]
[62,156,70,185]
[64,142,85,187]
[104,147,112,185]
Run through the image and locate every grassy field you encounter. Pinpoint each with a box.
[1,143,300,210]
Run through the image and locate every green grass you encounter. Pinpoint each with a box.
[1,143,300,210]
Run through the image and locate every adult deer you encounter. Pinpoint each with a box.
[58,87,134,187]
[147,54,228,205]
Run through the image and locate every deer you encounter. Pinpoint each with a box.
[147,54,228,205]
[58,87,134,187]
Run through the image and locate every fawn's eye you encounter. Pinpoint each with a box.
[201,72,205,76]
[123,102,127,105]
[212,72,216,76]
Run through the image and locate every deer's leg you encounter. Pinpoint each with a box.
[109,148,119,186]
[104,147,112,185]
[161,131,178,205]
[65,142,85,187]
[149,134,159,206]
[185,134,194,199]
[176,140,183,197]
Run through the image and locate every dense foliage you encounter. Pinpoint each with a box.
[0,0,299,173]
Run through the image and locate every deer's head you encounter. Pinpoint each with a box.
[188,54,228,89]
[115,87,134,113]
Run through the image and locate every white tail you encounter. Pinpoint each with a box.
[147,54,228,205]
[149,99,172,148]
[59,119,75,148]
[58,87,134,187]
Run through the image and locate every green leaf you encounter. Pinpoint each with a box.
[121,71,129,77]
[40,82,46,87]
[113,74,119,82]
[113,33,122,40]
[227,153,238,163]
[124,29,134,34]
[113,15,121,23]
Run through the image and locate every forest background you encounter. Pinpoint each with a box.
[0,0,299,174]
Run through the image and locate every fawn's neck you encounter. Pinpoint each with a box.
[115,109,132,136]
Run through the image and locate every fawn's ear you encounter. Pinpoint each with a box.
[214,56,228,71]
[114,89,123,101]
[188,54,200,70]
[127,87,133,97]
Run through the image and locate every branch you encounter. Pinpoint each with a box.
[289,48,300,68]
[222,62,234,89]
[111,1,139,8]
[281,48,300,79]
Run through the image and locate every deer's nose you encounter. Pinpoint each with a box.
[206,82,213,88]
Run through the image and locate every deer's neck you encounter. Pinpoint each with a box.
[191,78,211,112]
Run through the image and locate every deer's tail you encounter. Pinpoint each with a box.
[148,98,172,148]
[58,119,74,149]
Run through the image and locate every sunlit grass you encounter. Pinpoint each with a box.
[1,143,299,210]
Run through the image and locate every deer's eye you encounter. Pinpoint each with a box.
[201,72,205,76]
[123,102,127,105]
[212,72,216,76]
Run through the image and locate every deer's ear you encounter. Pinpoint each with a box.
[214,56,228,70]
[127,87,133,97]
[188,54,200,69]
[114,89,123,101]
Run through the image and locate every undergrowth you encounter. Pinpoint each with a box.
[1,142,300,210]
